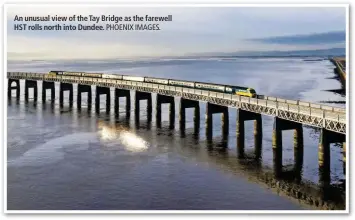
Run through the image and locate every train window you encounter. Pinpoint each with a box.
[249,89,256,93]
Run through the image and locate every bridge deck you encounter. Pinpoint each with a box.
[7,72,346,134]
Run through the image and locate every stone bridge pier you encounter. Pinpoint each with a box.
[272,117,304,179]
[205,102,229,141]
[42,81,55,103]
[60,82,73,108]
[156,94,175,129]
[77,84,92,110]
[8,79,20,100]
[115,88,131,118]
[25,80,38,102]
[236,109,263,159]
[179,98,200,135]
[95,86,111,113]
[318,129,345,187]
[135,91,152,123]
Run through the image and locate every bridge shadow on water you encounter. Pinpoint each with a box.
[165,124,345,210]
[320,68,346,98]
[7,93,346,210]
[321,89,346,97]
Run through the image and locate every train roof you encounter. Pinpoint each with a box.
[50,70,82,73]
[160,78,253,90]
[145,76,168,80]
[195,81,250,90]
[48,71,254,90]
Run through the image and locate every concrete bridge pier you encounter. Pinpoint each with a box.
[318,129,345,187]
[294,125,304,182]
[236,109,263,159]
[60,83,73,108]
[156,94,175,129]
[115,88,131,118]
[135,91,152,123]
[205,103,228,141]
[42,81,55,103]
[179,98,200,135]
[254,114,263,160]
[24,80,38,102]
[95,86,111,114]
[77,84,92,110]
[272,117,304,179]
[8,79,20,100]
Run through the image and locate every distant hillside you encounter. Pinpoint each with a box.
[250,31,345,45]
[191,47,345,58]
[238,47,345,57]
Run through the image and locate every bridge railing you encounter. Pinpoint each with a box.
[108,78,344,124]
[263,96,345,113]
[207,92,344,123]
[147,82,345,123]
[7,72,346,124]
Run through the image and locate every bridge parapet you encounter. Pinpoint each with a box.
[288,104,298,113]
[311,108,324,118]
[267,100,277,108]
[257,99,266,107]
[278,102,288,111]
[264,96,345,113]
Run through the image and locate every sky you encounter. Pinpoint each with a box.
[6,5,347,60]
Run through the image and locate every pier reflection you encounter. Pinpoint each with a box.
[95,117,345,210]
[8,89,346,210]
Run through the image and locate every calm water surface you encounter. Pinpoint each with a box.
[7,58,345,210]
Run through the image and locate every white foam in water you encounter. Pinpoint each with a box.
[98,125,150,153]
[118,131,150,152]
[7,132,99,167]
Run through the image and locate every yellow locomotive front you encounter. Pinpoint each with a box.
[234,87,257,98]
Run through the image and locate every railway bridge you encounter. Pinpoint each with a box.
[7,72,347,185]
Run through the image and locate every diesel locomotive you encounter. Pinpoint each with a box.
[48,71,257,98]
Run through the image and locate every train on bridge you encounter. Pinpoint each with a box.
[47,71,257,98]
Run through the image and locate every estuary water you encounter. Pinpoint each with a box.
[7,57,346,210]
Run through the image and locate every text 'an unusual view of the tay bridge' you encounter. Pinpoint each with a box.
[7,70,346,187]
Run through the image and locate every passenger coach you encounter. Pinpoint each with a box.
[46,71,257,98]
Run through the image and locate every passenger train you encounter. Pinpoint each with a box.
[47,71,257,97]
